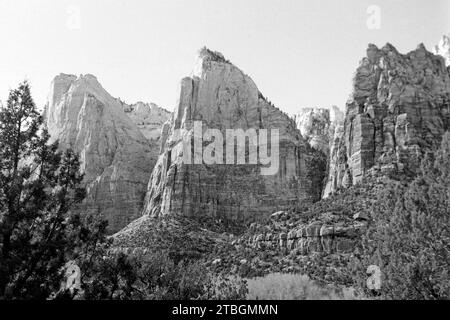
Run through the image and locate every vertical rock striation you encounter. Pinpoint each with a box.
[142,48,325,222]
[45,74,159,232]
[324,43,450,197]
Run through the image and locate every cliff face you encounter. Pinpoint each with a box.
[45,74,160,232]
[121,101,171,141]
[324,44,450,197]
[295,108,331,154]
[434,35,450,67]
[294,106,344,156]
[141,48,324,222]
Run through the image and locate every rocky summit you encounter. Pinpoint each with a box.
[44,74,161,232]
[140,48,326,223]
[323,43,450,197]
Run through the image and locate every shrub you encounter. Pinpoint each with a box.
[350,132,450,299]
[81,250,248,300]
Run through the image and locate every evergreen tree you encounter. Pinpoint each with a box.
[0,82,248,300]
[353,132,450,299]
[0,82,101,299]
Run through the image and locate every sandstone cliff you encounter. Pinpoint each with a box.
[434,35,450,67]
[45,74,159,232]
[141,48,325,222]
[324,43,450,197]
[121,101,171,141]
[295,108,331,154]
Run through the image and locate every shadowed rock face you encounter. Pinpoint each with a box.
[324,43,450,197]
[45,74,159,232]
[141,48,325,222]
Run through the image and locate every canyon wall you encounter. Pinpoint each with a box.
[121,101,171,141]
[45,74,161,232]
[295,108,331,154]
[141,48,325,222]
[324,43,450,197]
[294,106,344,156]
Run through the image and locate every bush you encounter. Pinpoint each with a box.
[80,250,248,300]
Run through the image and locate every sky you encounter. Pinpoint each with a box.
[0,0,449,115]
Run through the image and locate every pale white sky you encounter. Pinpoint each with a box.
[0,0,449,114]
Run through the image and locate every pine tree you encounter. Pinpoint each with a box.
[0,82,249,300]
[353,132,450,299]
[0,82,100,299]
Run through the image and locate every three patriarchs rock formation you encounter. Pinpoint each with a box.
[45,39,450,234]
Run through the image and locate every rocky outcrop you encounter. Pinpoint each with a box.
[141,48,325,222]
[324,43,450,197]
[121,101,171,141]
[295,108,331,154]
[248,213,366,255]
[112,215,228,259]
[434,35,450,66]
[45,74,159,232]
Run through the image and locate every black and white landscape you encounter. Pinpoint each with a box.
[0,0,449,301]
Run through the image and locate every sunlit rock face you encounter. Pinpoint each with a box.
[295,108,331,155]
[330,105,345,126]
[323,43,450,198]
[434,35,450,67]
[141,48,325,222]
[121,101,171,141]
[45,74,159,232]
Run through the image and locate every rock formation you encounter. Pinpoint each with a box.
[141,48,325,222]
[248,213,366,255]
[120,101,171,141]
[324,43,450,197]
[45,74,160,232]
[330,105,345,126]
[434,34,450,66]
[295,108,331,154]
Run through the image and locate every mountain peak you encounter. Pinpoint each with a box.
[198,47,230,64]
[381,42,399,53]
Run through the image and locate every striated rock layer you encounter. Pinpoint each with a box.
[141,48,324,222]
[324,43,450,197]
[247,214,366,255]
[45,74,159,232]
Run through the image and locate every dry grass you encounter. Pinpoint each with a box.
[246,273,360,300]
